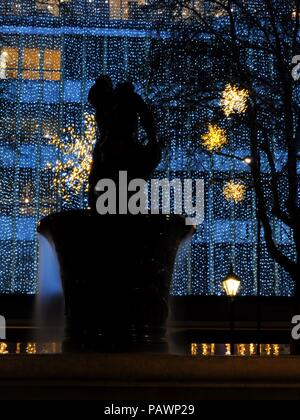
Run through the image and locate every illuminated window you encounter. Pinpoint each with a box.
[110,0,122,19]
[0,48,61,81]
[109,0,146,19]
[43,50,61,81]
[1,0,22,15]
[0,48,18,79]
[35,0,60,17]
[13,1,22,15]
[23,48,40,80]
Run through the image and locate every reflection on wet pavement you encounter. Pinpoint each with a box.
[190,343,290,356]
[0,341,291,356]
[0,342,62,354]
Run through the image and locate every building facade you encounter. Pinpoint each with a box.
[0,0,295,295]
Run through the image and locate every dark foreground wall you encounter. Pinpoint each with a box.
[0,354,300,400]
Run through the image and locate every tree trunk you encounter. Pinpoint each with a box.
[291,268,300,355]
[290,233,300,355]
[293,270,300,300]
[294,226,300,299]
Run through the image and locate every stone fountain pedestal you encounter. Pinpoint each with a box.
[38,210,192,351]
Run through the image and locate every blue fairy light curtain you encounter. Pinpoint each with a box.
[0,0,295,295]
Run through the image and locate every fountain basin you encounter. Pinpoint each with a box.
[38,211,192,349]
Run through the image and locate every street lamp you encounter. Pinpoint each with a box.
[243,156,253,166]
[222,270,241,298]
[222,266,242,355]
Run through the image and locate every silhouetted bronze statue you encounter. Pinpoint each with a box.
[38,75,192,352]
[88,76,161,207]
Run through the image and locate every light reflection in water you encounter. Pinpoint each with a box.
[191,343,290,356]
[191,343,216,356]
[225,344,231,356]
[26,343,37,354]
[0,343,8,354]
[0,342,288,356]
[0,343,62,355]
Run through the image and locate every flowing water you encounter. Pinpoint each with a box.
[36,233,65,342]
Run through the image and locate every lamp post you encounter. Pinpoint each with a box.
[256,212,262,355]
[222,266,242,355]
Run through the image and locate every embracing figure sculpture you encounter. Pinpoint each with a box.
[88,75,162,207]
[38,75,191,351]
